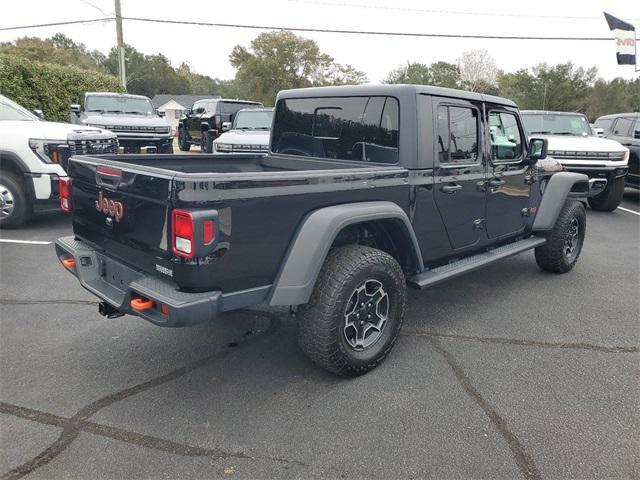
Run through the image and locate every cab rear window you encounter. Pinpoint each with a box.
[271,96,399,164]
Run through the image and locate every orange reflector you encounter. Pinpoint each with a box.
[62,258,76,269]
[130,297,155,311]
[161,304,168,315]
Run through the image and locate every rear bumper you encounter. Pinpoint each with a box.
[55,236,222,327]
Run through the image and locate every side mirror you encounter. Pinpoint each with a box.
[526,137,548,163]
[32,109,44,120]
[70,104,81,114]
[157,110,166,118]
[634,131,640,139]
[221,122,232,132]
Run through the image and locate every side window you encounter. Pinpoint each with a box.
[489,111,523,162]
[192,101,203,113]
[437,105,479,164]
[634,118,640,139]
[613,117,634,136]
[271,96,399,163]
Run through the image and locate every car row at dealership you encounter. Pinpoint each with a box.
[0,89,638,229]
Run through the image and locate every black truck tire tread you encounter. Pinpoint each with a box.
[178,128,191,151]
[297,245,407,377]
[534,200,586,273]
[0,170,32,229]
[587,176,625,211]
[201,131,213,153]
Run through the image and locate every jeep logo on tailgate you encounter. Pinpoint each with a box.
[95,191,124,222]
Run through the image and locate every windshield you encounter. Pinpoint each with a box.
[522,113,592,136]
[232,110,273,130]
[85,95,154,115]
[0,95,39,121]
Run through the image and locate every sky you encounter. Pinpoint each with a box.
[1,0,639,83]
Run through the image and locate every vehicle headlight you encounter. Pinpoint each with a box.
[28,138,67,164]
[623,149,629,162]
[154,126,170,133]
[215,143,233,152]
[86,124,107,129]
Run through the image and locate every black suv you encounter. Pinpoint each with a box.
[594,112,639,189]
[177,98,262,153]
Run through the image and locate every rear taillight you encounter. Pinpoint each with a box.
[59,178,72,212]
[172,210,194,258]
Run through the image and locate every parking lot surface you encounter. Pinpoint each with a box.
[1,191,638,479]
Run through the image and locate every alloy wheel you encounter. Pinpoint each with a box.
[343,279,389,351]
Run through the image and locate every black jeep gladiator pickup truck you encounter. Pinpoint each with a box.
[56,85,589,377]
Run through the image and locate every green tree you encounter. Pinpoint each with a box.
[0,34,104,71]
[229,30,366,105]
[498,62,597,112]
[586,78,640,120]
[384,61,461,88]
[103,44,188,97]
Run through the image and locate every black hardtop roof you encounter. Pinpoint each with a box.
[276,84,517,108]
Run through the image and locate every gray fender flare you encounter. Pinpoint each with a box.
[533,172,589,231]
[268,201,423,306]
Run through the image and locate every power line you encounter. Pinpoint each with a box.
[122,16,626,41]
[289,0,640,22]
[0,18,113,32]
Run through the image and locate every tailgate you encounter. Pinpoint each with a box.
[67,156,174,274]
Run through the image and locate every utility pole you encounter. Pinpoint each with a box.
[115,0,126,89]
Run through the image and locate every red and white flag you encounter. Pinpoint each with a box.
[604,12,636,66]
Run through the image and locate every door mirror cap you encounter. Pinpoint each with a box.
[526,137,548,164]
[157,110,166,118]
[32,109,44,119]
[221,122,232,132]
[70,103,81,114]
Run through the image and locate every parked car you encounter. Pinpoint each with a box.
[213,107,274,154]
[0,94,117,228]
[56,84,588,377]
[594,112,639,189]
[521,110,629,211]
[70,92,173,153]
[590,124,605,137]
[178,98,263,153]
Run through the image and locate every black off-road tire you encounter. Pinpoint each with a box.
[201,131,213,153]
[178,128,191,151]
[297,245,407,377]
[0,170,32,229]
[588,176,625,211]
[535,200,586,273]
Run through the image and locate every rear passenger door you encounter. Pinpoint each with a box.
[485,108,531,239]
[433,99,487,250]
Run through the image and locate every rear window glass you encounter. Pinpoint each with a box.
[219,102,260,115]
[271,96,399,164]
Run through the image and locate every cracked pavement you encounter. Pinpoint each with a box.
[1,190,638,479]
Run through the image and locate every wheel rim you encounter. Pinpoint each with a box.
[0,183,15,219]
[343,279,389,351]
[564,217,580,259]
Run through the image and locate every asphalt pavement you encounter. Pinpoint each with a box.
[1,190,638,479]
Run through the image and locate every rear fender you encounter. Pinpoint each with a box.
[269,201,423,306]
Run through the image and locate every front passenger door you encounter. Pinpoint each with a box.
[485,109,531,239]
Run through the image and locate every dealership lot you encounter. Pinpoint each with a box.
[1,191,638,479]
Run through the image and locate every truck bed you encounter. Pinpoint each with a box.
[66,153,409,294]
[89,153,383,175]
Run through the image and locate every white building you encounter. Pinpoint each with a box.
[151,94,221,133]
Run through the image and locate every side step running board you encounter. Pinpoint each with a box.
[408,236,546,289]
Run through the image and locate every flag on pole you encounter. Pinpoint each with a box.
[603,12,636,66]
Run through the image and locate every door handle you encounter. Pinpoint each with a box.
[489,179,505,187]
[441,184,463,194]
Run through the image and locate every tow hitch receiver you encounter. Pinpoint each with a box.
[98,301,124,319]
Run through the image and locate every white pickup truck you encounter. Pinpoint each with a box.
[0,94,118,228]
[521,110,629,211]
[212,107,274,154]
